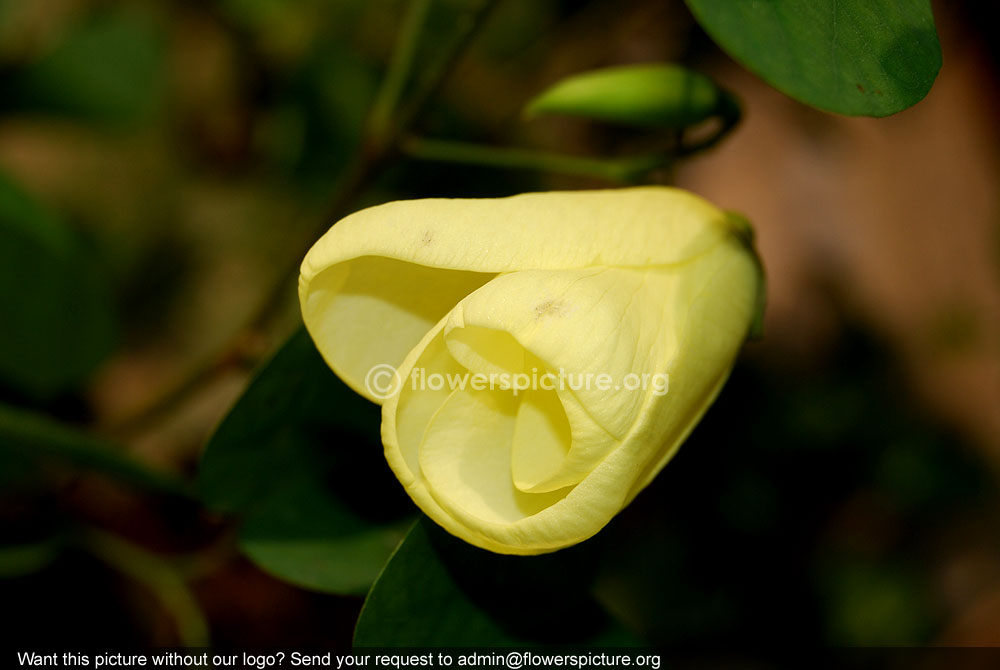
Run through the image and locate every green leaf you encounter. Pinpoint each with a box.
[354,518,639,646]
[4,9,163,124]
[199,328,413,596]
[525,63,738,129]
[0,402,193,497]
[684,0,941,116]
[0,173,115,398]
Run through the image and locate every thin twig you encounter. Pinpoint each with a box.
[104,0,501,441]
[401,136,670,183]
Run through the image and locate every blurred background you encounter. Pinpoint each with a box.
[1,0,999,650]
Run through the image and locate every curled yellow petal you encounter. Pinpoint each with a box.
[299,186,763,554]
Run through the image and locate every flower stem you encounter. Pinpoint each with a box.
[401,136,671,183]
[80,529,210,647]
[368,0,434,143]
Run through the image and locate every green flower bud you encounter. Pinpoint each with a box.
[525,63,738,129]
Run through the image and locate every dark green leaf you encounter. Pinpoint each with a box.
[354,517,639,646]
[684,0,941,116]
[289,43,378,181]
[200,328,413,595]
[0,173,116,398]
[4,9,163,124]
[526,63,737,129]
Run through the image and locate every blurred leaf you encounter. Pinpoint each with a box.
[354,517,638,646]
[0,173,115,398]
[684,0,941,116]
[821,558,934,645]
[0,538,63,579]
[0,402,193,497]
[286,43,377,183]
[219,0,290,28]
[873,430,989,514]
[199,328,413,596]
[0,446,41,491]
[5,9,163,124]
[219,0,368,34]
[526,63,737,129]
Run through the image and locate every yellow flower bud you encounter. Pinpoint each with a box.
[299,187,763,555]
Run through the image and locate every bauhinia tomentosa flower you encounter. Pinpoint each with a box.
[299,187,763,555]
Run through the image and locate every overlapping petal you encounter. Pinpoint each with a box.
[299,187,762,554]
